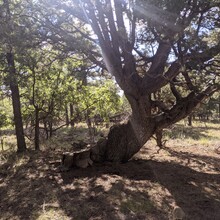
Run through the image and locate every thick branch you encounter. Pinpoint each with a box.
[105,1,120,53]
[141,61,181,93]
[182,71,198,92]
[114,0,128,42]
[147,40,171,76]
[129,14,136,48]
[155,85,219,130]
[87,5,106,49]
[95,1,111,46]
[151,100,170,113]
[170,82,182,101]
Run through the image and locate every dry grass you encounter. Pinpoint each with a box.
[0,120,220,220]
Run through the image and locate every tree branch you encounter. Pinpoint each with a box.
[141,61,181,93]
[155,85,219,130]
[170,82,182,101]
[185,43,220,69]
[147,40,171,76]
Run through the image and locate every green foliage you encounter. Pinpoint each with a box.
[0,110,8,128]
[0,0,220,140]
[76,80,122,120]
[15,44,122,129]
[0,98,12,128]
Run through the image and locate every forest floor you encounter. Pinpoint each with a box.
[0,120,220,220]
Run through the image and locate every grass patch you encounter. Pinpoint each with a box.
[120,195,155,214]
[0,134,17,152]
[35,208,70,220]
[164,119,220,143]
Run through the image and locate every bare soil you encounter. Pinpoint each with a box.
[0,127,220,220]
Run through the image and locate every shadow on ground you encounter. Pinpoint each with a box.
[0,149,220,220]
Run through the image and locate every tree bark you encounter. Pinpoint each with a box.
[187,114,192,126]
[69,103,75,127]
[49,120,53,138]
[6,52,26,153]
[34,107,40,150]
[43,120,49,139]
[91,121,148,163]
[65,105,70,126]
[90,93,156,163]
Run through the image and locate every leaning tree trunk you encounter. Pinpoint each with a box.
[6,52,26,153]
[61,88,218,169]
[91,120,153,163]
[61,116,155,170]
[90,93,156,163]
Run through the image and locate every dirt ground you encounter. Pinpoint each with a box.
[0,125,220,220]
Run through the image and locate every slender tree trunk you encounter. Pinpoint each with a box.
[6,52,26,153]
[43,120,49,139]
[85,109,95,143]
[219,104,220,119]
[1,137,4,151]
[34,107,40,150]
[218,96,220,119]
[65,105,70,126]
[188,114,192,126]
[69,103,75,127]
[49,120,53,138]
[155,130,163,147]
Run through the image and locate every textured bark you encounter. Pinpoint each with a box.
[65,106,70,126]
[61,120,154,169]
[91,122,142,162]
[90,94,156,163]
[6,53,26,153]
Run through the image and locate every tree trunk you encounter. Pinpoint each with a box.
[91,121,141,162]
[62,91,217,169]
[65,105,70,126]
[187,114,192,126]
[6,52,26,153]
[49,120,53,138]
[218,96,220,119]
[155,130,163,147]
[91,93,155,163]
[34,107,40,150]
[43,120,49,139]
[1,137,4,151]
[85,110,95,143]
[219,103,220,119]
[69,103,75,127]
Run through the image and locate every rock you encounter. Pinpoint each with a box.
[172,206,185,220]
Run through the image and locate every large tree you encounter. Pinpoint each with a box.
[34,0,220,163]
[0,0,28,152]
